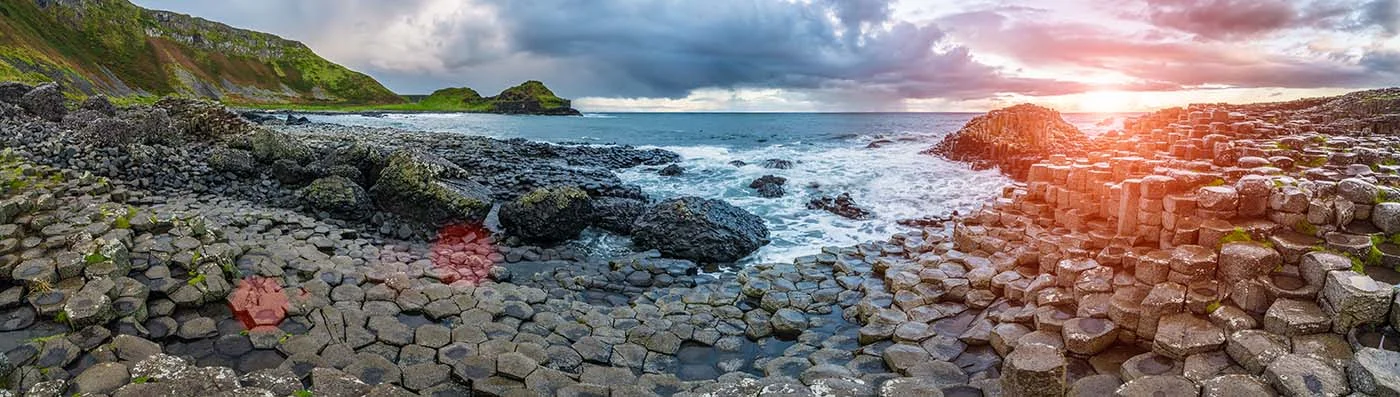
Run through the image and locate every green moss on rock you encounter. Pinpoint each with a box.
[370,150,492,225]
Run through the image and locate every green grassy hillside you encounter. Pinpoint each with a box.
[0,0,403,105]
[248,80,580,115]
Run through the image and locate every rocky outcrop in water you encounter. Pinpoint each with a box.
[923,103,1088,179]
[807,192,873,220]
[632,197,770,263]
[498,186,594,244]
[748,175,787,198]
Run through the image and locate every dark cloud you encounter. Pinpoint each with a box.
[1128,0,1399,39]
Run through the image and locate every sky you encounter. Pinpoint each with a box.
[131,0,1400,112]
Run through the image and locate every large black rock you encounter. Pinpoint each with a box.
[498,186,593,244]
[632,197,769,263]
[591,197,646,234]
[370,149,493,225]
[20,83,66,122]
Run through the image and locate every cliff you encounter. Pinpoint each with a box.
[0,0,403,104]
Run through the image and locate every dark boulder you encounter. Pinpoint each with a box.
[807,193,873,220]
[632,197,769,263]
[75,118,137,146]
[206,146,257,176]
[659,164,684,176]
[121,107,179,145]
[591,197,646,234]
[0,82,33,105]
[761,159,793,169]
[332,142,388,187]
[285,114,310,125]
[922,103,1087,180]
[249,129,312,163]
[499,186,594,244]
[370,150,493,225]
[728,160,747,167]
[20,83,66,122]
[154,97,252,140]
[302,176,372,218]
[271,159,312,186]
[748,175,787,198]
[80,95,118,117]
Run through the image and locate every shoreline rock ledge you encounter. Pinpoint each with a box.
[923,103,1089,179]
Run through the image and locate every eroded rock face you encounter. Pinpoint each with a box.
[498,186,593,244]
[923,103,1088,179]
[370,150,493,226]
[632,197,769,263]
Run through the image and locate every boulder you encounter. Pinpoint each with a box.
[498,186,593,244]
[71,362,129,394]
[761,159,793,169]
[749,175,787,198]
[1338,178,1379,204]
[590,197,645,234]
[370,150,493,225]
[302,176,373,218]
[80,95,118,116]
[249,129,313,163]
[19,82,65,122]
[1197,186,1239,211]
[631,197,769,263]
[0,82,33,104]
[1263,299,1330,336]
[206,146,257,175]
[1373,202,1400,234]
[658,164,684,176]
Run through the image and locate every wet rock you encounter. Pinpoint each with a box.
[302,176,372,218]
[762,159,794,169]
[370,150,493,225]
[749,175,787,198]
[632,196,769,263]
[590,197,645,234]
[1063,317,1118,356]
[807,193,874,220]
[499,186,593,244]
[20,83,65,122]
[770,308,808,338]
[658,164,684,176]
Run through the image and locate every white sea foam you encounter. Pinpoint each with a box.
[618,138,1010,264]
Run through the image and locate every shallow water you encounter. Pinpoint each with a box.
[305,112,1125,264]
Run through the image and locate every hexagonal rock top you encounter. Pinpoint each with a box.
[1062,317,1118,356]
[1001,342,1067,397]
[1263,299,1330,336]
[1217,242,1282,284]
[1152,313,1225,360]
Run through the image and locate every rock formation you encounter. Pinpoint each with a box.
[923,103,1089,179]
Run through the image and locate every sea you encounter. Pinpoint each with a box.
[302,112,1124,265]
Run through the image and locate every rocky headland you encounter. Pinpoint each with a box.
[0,78,1397,397]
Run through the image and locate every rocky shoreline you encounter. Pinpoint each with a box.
[0,79,1397,397]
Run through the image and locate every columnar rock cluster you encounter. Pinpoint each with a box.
[883,93,1400,396]
[924,104,1092,179]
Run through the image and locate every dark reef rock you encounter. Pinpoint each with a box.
[370,150,493,226]
[498,186,594,244]
[748,175,787,198]
[631,197,769,263]
[0,82,33,105]
[807,193,873,220]
[590,197,646,234]
[922,103,1087,180]
[659,164,684,176]
[761,159,793,169]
